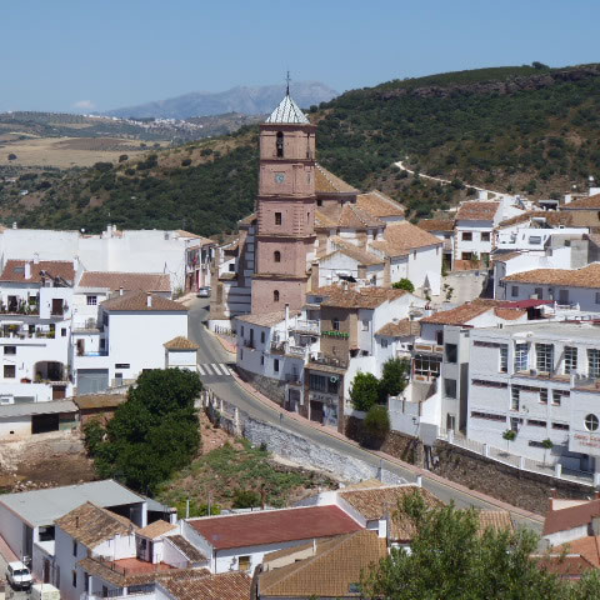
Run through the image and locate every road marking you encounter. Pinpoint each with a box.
[198,364,207,375]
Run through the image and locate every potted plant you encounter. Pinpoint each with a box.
[502,429,517,452]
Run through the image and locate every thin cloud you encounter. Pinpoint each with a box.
[73,100,95,111]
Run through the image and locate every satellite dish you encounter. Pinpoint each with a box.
[330,375,338,383]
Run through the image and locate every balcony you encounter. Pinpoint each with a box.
[271,341,307,358]
[514,369,570,383]
[291,320,320,335]
[309,352,348,370]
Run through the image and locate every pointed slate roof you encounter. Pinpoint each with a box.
[265,93,310,125]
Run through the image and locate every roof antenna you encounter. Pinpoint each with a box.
[286,70,291,96]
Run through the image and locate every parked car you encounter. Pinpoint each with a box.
[197,286,211,298]
[6,561,32,590]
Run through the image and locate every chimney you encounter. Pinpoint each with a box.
[119,286,124,296]
[73,255,79,272]
[12,222,17,230]
[24,262,31,280]
[147,294,152,308]
[33,253,39,265]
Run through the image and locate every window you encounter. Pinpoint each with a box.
[361,320,369,332]
[86,295,97,306]
[527,419,547,428]
[552,422,570,431]
[381,339,389,348]
[511,386,520,411]
[562,346,578,375]
[588,349,600,378]
[61,328,67,337]
[84,574,89,593]
[539,389,548,404]
[558,289,569,305]
[273,359,279,373]
[3,346,16,355]
[276,132,284,157]
[596,292,600,305]
[240,326,244,336]
[534,288,543,300]
[274,251,281,263]
[552,390,569,406]
[471,411,505,422]
[73,540,77,557]
[499,345,508,373]
[260,331,265,344]
[511,285,519,298]
[275,212,282,225]
[528,235,542,245]
[444,378,457,399]
[472,379,508,388]
[273,290,280,302]
[3,365,15,379]
[436,330,444,346]
[72,571,77,588]
[413,354,442,379]
[514,343,529,372]
[115,363,130,369]
[239,555,251,572]
[260,355,264,366]
[228,263,235,272]
[445,343,458,364]
[309,373,339,394]
[461,252,473,261]
[536,344,554,373]
[481,231,491,242]
[462,232,472,241]
[585,414,599,432]
[332,318,340,331]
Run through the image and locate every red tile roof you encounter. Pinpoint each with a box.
[188,506,362,550]
[562,193,600,210]
[0,259,75,284]
[543,499,600,536]
[159,571,251,600]
[417,218,455,232]
[456,202,500,221]
[78,271,171,293]
[102,291,187,312]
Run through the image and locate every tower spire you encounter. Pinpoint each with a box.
[285,70,291,96]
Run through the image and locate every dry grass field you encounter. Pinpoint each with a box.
[0,136,169,168]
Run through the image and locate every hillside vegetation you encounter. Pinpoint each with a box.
[3,63,600,232]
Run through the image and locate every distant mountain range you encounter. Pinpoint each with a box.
[103,82,338,120]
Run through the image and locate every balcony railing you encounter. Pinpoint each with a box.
[309,353,348,369]
[271,341,307,358]
[291,320,320,335]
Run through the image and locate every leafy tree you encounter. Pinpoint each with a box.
[364,405,390,444]
[361,490,600,599]
[350,372,380,411]
[379,358,410,399]
[541,438,553,466]
[392,278,415,293]
[232,489,261,509]
[503,428,516,452]
[85,369,202,494]
[93,162,113,173]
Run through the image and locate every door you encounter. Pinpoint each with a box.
[52,385,66,400]
[77,369,109,394]
[51,299,64,316]
[32,413,60,434]
[44,560,50,584]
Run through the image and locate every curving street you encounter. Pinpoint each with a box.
[188,298,543,532]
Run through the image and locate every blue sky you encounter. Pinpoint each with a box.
[1,0,598,113]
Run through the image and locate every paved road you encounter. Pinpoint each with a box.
[188,299,542,532]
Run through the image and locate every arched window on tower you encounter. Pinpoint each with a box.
[276,132,284,158]
[274,251,281,263]
[273,290,280,302]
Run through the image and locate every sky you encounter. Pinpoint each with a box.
[1,0,598,113]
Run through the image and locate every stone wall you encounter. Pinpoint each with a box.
[237,367,286,406]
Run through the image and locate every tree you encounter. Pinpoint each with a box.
[84,369,202,494]
[350,372,380,412]
[503,428,516,452]
[364,405,390,446]
[379,358,410,400]
[541,438,554,466]
[361,490,599,600]
[392,278,415,293]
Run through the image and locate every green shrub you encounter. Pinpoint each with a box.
[392,278,415,293]
[350,372,381,411]
[364,405,390,441]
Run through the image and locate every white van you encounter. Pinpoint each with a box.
[5,561,32,590]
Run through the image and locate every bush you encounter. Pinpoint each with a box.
[181,159,192,167]
[7,154,17,161]
[364,405,390,443]
[350,372,381,412]
[392,278,415,293]
[93,162,113,173]
[380,357,410,399]
[118,154,129,163]
[82,418,105,456]
[232,489,261,509]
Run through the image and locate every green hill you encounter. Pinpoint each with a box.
[3,63,600,233]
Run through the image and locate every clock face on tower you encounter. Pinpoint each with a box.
[274,172,286,184]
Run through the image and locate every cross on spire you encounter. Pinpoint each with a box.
[285,71,291,96]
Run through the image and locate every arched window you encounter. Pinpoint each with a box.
[276,132,284,158]
[273,290,280,302]
[274,251,281,263]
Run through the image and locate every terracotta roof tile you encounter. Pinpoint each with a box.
[477,510,515,535]
[337,204,385,229]
[166,535,207,562]
[187,506,362,551]
[319,286,408,309]
[236,309,301,327]
[56,502,136,548]
[497,210,574,230]
[315,164,359,194]
[164,336,199,351]
[493,307,527,321]
[323,237,384,266]
[534,554,597,578]
[456,201,500,221]
[72,394,126,411]
[562,193,600,209]
[78,271,171,293]
[417,218,455,232]
[420,302,493,326]
[159,571,251,600]
[504,263,600,289]
[102,291,188,312]
[259,530,386,598]
[370,221,442,257]
[137,520,177,539]
[543,498,600,536]
[555,536,600,568]
[238,213,256,227]
[0,259,75,284]
[314,209,338,228]
[356,191,405,218]
[376,318,421,337]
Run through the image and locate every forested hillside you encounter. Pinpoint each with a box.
[3,63,600,233]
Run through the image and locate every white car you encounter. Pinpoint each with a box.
[197,286,211,298]
[6,561,32,590]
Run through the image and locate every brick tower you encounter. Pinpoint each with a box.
[250,89,317,314]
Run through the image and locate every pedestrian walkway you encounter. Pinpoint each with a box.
[197,363,233,377]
